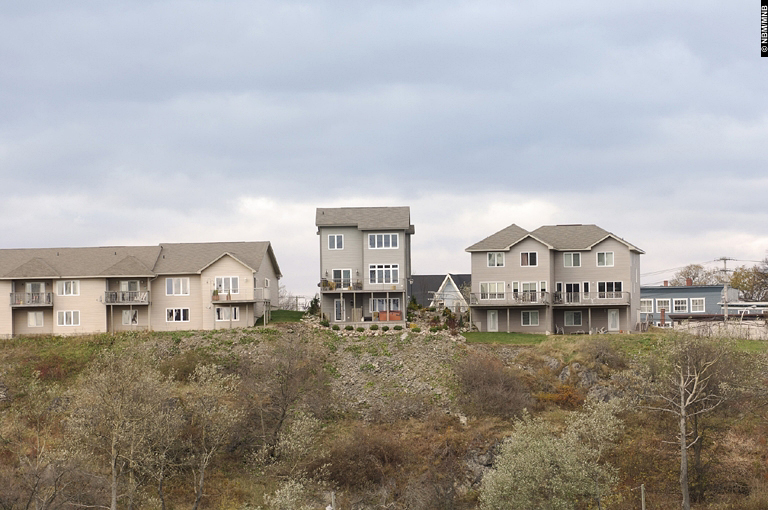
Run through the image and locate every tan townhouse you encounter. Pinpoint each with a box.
[0,242,281,338]
[316,206,414,325]
[466,224,643,334]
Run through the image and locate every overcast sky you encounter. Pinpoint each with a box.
[1,1,766,297]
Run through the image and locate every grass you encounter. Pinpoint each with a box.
[462,332,548,345]
[256,309,305,325]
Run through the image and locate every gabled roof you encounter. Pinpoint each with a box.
[466,223,643,253]
[153,242,281,277]
[409,273,470,308]
[0,242,282,280]
[316,207,414,232]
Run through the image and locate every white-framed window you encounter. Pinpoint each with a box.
[520,252,538,267]
[122,310,139,325]
[166,308,190,322]
[487,252,505,267]
[565,311,582,326]
[480,282,505,300]
[656,299,671,313]
[674,298,688,313]
[521,310,539,326]
[656,321,673,328]
[691,298,705,313]
[166,278,190,296]
[215,306,240,321]
[215,276,239,295]
[540,281,547,292]
[597,281,622,298]
[597,252,614,267]
[264,278,270,288]
[27,311,44,328]
[640,299,654,314]
[564,253,581,267]
[120,280,139,292]
[328,234,343,250]
[57,280,79,296]
[368,233,399,249]
[370,298,401,312]
[57,310,80,326]
[369,264,399,284]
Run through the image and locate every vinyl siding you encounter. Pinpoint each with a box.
[320,227,365,282]
[52,278,107,336]
[0,281,11,337]
[201,256,255,330]
[12,309,54,336]
[150,275,204,331]
[253,254,279,320]
[109,306,149,332]
[470,238,551,295]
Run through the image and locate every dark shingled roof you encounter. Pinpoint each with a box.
[316,207,414,232]
[465,224,532,252]
[409,273,470,308]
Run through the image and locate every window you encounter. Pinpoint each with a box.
[57,310,80,326]
[27,311,43,327]
[166,278,189,296]
[640,299,654,314]
[691,298,705,313]
[521,310,539,326]
[332,269,351,287]
[565,311,582,326]
[215,307,240,321]
[521,282,538,302]
[57,280,79,296]
[368,233,399,249]
[597,281,622,298]
[487,252,505,267]
[674,298,688,313]
[656,299,671,313]
[122,310,139,325]
[520,252,538,267]
[166,308,190,322]
[369,264,399,284]
[480,282,505,300]
[564,253,581,267]
[264,278,270,287]
[370,298,401,312]
[120,280,139,292]
[215,276,239,295]
[540,281,547,292]
[328,234,343,250]
[597,252,614,267]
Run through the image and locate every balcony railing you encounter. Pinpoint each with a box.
[10,292,53,307]
[470,291,549,306]
[320,278,405,292]
[104,291,150,305]
[552,291,630,306]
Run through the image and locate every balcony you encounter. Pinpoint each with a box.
[319,278,405,292]
[104,291,150,305]
[470,291,549,306]
[552,291,630,306]
[11,292,53,307]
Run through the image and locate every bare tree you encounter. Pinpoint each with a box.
[669,264,725,286]
[641,334,736,510]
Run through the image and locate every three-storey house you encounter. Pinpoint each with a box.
[316,207,414,325]
[466,224,643,333]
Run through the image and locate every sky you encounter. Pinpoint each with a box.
[1,1,767,298]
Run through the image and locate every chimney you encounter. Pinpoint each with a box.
[686,278,693,287]
[663,280,668,287]
[660,308,666,326]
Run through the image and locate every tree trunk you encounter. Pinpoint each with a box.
[111,439,119,510]
[691,413,704,502]
[680,386,690,510]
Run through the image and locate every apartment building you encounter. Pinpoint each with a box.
[466,224,643,334]
[316,206,414,324]
[0,242,281,337]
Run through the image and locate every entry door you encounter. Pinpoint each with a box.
[565,283,580,303]
[608,309,620,331]
[487,310,498,332]
[334,299,345,322]
[332,269,351,289]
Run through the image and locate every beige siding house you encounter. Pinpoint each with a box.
[316,207,414,325]
[0,242,281,338]
[466,224,643,334]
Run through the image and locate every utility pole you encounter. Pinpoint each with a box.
[717,257,734,320]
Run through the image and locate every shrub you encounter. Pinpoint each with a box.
[381,326,389,332]
[429,327,439,333]
[394,325,403,331]
[370,324,379,331]
[411,326,421,333]
[537,384,585,410]
[428,307,436,312]
[345,325,354,331]
[332,325,340,331]
[455,353,532,419]
[322,426,406,488]
[320,319,330,327]
[356,327,365,332]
